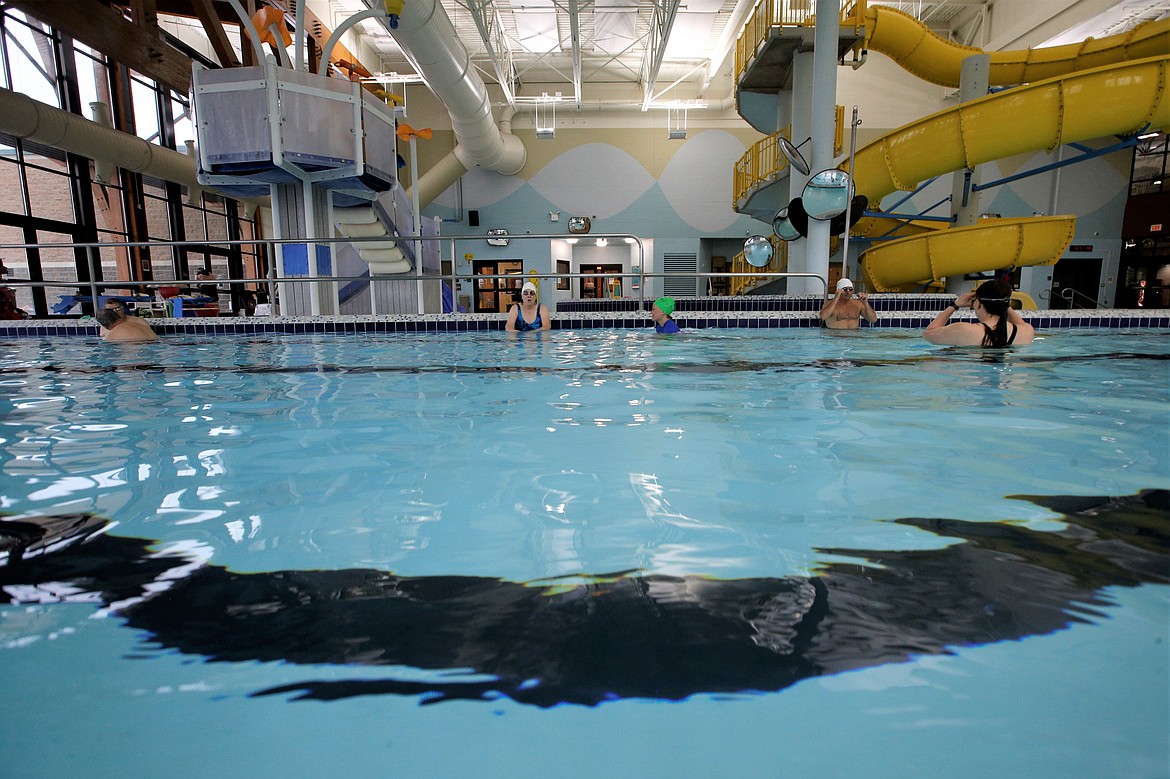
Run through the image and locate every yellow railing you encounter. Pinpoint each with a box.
[729,235,788,295]
[735,0,868,84]
[733,130,781,208]
[733,105,846,209]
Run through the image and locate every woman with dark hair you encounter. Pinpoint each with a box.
[923,280,1034,347]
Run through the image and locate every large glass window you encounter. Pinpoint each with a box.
[130,71,162,143]
[74,44,110,120]
[0,139,28,216]
[3,12,59,107]
[23,152,77,223]
[0,6,260,316]
[1131,132,1167,196]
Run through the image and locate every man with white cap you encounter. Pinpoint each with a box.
[505,280,552,332]
[819,278,877,330]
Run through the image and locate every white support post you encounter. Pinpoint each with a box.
[410,134,424,314]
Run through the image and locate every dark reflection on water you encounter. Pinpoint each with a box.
[2,350,1166,379]
[2,490,1166,707]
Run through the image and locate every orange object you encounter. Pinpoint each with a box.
[396,123,432,142]
[158,286,181,298]
[252,6,291,48]
[336,59,372,80]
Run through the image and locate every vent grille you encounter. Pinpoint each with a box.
[663,252,697,297]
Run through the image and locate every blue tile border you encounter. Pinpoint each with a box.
[2,302,1168,338]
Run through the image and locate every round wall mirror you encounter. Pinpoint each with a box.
[772,208,801,241]
[567,216,592,234]
[802,169,853,221]
[777,137,810,176]
[743,235,774,268]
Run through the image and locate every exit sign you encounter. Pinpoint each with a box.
[1068,244,1093,252]
[1153,224,1163,232]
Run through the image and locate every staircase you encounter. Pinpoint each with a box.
[334,204,412,274]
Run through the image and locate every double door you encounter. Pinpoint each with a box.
[474,260,524,313]
[580,264,623,299]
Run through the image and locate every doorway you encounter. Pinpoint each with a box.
[1050,256,1103,309]
[580,263,623,299]
[473,259,523,312]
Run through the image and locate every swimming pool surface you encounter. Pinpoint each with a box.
[1,329,1167,778]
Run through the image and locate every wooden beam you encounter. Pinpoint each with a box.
[128,0,158,31]
[189,0,240,68]
[10,0,192,93]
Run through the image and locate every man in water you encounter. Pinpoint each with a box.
[95,306,157,342]
[819,278,877,330]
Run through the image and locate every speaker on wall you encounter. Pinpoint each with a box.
[469,210,480,227]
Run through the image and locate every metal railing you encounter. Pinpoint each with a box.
[1059,287,1100,309]
[0,232,827,317]
[733,109,846,209]
[735,0,868,85]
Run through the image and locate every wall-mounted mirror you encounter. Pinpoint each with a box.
[772,207,802,241]
[802,169,853,221]
[778,136,811,176]
[743,235,774,268]
[567,216,592,234]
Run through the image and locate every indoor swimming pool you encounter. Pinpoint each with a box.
[1,328,1167,778]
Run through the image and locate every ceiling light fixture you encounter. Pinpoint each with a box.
[668,103,687,140]
[535,92,559,139]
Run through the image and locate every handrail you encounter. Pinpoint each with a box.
[729,234,788,295]
[735,0,867,86]
[0,232,827,316]
[733,109,847,209]
[1059,286,1099,309]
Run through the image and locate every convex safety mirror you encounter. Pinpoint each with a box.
[802,169,853,221]
[743,235,774,268]
[777,136,811,176]
[772,207,801,241]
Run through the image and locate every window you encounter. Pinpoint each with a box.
[1131,132,1167,196]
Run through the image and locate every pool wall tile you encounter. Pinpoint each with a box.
[2,296,1168,338]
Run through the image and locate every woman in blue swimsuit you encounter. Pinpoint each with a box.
[506,281,552,332]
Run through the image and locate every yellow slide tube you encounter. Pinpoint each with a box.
[862,216,1076,292]
[854,55,1170,204]
[865,5,1170,88]
[851,55,1170,289]
[842,8,1169,290]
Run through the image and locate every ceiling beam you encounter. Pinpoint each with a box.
[10,0,193,93]
[189,0,240,67]
[640,0,682,110]
[128,0,159,30]
[465,0,519,105]
[566,0,583,106]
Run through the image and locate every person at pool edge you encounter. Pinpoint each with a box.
[819,278,877,329]
[652,296,680,334]
[923,279,1034,347]
[98,298,156,341]
[194,268,219,301]
[95,304,157,342]
[505,280,552,332]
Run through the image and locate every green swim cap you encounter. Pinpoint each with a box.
[654,296,675,317]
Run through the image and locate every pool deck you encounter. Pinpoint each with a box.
[1,295,1167,336]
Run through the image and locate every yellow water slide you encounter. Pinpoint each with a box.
[848,7,1170,290]
[864,5,1170,89]
[862,216,1076,292]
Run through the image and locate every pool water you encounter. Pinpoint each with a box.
[1,329,1167,778]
